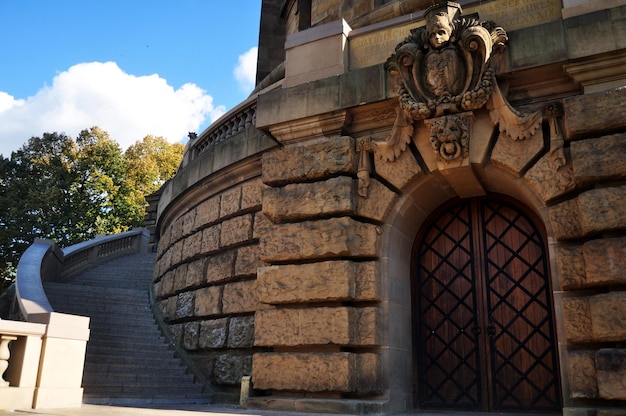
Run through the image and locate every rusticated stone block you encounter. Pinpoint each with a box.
[171,240,184,266]
[579,186,626,236]
[596,349,626,400]
[355,262,381,300]
[194,286,221,317]
[257,260,380,304]
[185,259,205,288]
[173,264,189,291]
[252,352,381,393]
[220,215,252,247]
[589,292,626,342]
[563,297,592,343]
[564,88,626,140]
[206,250,236,283]
[356,178,397,222]
[255,307,380,347]
[220,186,242,218]
[222,280,258,314]
[373,146,422,191]
[160,296,177,321]
[584,237,626,287]
[556,245,585,290]
[157,228,171,258]
[199,318,228,349]
[183,321,200,350]
[571,133,626,186]
[253,211,271,238]
[195,196,220,227]
[227,315,255,348]
[525,152,575,202]
[170,217,183,243]
[260,217,378,262]
[567,350,598,398]
[214,354,252,385]
[262,176,355,223]
[262,136,357,186]
[170,323,183,345]
[491,130,544,176]
[235,245,261,277]
[241,179,262,211]
[201,225,220,254]
[159,248,172,273]
[176,291,194,319]
[182,210,196,237]
[182,231,202,262]
[548,198,582,240]
[159,270,175,298]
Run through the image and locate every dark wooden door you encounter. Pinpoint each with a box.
[413,196,561,412]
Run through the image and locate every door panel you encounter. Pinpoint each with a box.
[414,197,561,412]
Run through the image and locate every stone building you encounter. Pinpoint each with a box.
[151,0,626,414]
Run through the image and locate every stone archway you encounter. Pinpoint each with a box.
[411,194,561,412]
[377,162,563,411]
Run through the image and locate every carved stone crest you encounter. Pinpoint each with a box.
[374,1,542,163]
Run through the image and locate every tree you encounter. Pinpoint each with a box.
[0,127,184,292]
[124,135,185,225]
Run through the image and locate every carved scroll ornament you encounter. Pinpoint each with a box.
[374,1,542,162]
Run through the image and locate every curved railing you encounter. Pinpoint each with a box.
[15,229,150,320]
[181,62,285,167]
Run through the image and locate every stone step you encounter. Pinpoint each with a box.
[87,339,174,356]
[85,354,187,375]
[83,371,196,385]
[43,252,210,403]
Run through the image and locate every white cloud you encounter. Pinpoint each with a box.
[234,47,258,94]
[0,62,226,157]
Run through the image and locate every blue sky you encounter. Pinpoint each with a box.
[0,1,262,156]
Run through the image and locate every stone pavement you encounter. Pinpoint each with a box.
[3,403,565,416]
[0,403,332,416]
[0,403,453,416]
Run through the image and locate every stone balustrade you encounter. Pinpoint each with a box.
[181,97,259,168]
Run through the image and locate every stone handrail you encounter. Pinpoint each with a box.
[62,228,150,282]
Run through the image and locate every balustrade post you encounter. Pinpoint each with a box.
[0,335,17,387]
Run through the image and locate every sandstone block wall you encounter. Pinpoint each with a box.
[253,135,386,396]
[545,88,626,406]
[153,177,264,388]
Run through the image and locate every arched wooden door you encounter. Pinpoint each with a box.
[412,196,561,412]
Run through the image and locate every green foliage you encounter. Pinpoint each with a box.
[0,127,184,292]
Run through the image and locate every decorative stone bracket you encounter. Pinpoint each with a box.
[356,137,373,198]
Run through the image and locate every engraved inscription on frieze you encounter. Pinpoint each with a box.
[466,0,561,31]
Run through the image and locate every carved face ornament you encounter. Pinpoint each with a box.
[427,15,452,49]
[429,116,469,162]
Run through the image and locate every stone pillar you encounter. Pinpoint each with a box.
[252,131,387,411]
[29,312,90,409]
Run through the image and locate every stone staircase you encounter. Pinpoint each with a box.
[43,253,211,405]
